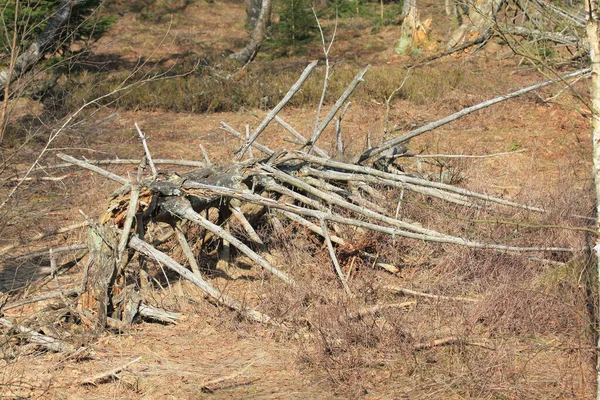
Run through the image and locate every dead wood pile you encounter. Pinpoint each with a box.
[0,62,581,354]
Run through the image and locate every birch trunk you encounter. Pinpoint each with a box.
[584,0,600,398]
[232,0,272,65]
[0,0,81,95]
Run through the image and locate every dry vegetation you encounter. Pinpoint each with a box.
[0,0,597,399]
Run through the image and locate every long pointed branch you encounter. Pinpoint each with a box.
[289,152,543,212]
[359,68,591,163]
[237,61,318,158]
[174,221,202,277]
[57,153,128,185]
[182,181,572,253]
[116,184,139,267]
[135,123,157,179]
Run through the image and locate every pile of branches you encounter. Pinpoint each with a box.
[0,61,580,353]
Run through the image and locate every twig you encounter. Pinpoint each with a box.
[7,175,69,183]
[411,149,527,159]
[313,7,337,133]
[230,205,264,245]
[349,301,416,320]
[11,244,88,261]
[199,144,212,165]
[412,30,494,68]
[220,121,274,156]
[174,220,202,277]
[245,125,253,159]
[183,180,572,253]
[2,288,79,311]
[385,285,479,302]
[163,197,294,285]
[56,153,128,185]
[320,218,352,296]
[81,356,142,386]
[201,362,258,393]
[414,336,494,351]
[384,72,411,141]
[237,60,318,158]
[336,102,351,156]
[135,122,157,179]
[21,159,207,176]
[274,116,329,158]
[277,210,345,245]
[290,152,544,212]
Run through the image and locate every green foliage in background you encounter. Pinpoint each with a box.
[271,0,318,47]
[0,0,114,63]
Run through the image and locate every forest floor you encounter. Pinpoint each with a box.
[0,0,597,399]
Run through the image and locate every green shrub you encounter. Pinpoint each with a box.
[270,0,318,50]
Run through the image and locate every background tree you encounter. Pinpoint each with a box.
[0,0,113,97]
[232,0,272,64]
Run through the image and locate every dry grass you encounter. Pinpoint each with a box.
[0,0,596,397]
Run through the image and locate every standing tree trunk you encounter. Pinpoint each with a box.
[447,0,504,48]
[396,0,419,54]
[0,0,81,96]
[585,1,600,398]
[246,0,262,30]
[232,0,272,65]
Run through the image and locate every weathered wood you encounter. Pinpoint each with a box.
[304,66,370,151]
[139,303,181,324]
[358,69,591,164]
[292,152,544,212]
[162,197,295,285]
[385,285,479,302]
[274,116,329,158]
[237,60,318,158]
[135,123,157,178]
[320,218,352,296]
[0,317,75,352]
[414,336,493,351]
[129,236,275,324]
[83,213,119,329]
[57,153,128,185]
[11,244,88,261]
[183,180,573,253]
[174,221,202,277]
[116,184,140,267]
